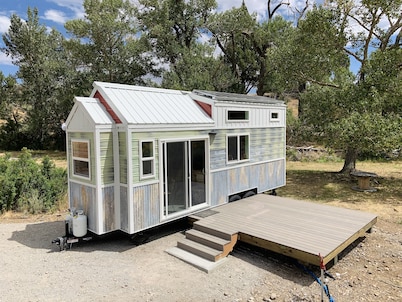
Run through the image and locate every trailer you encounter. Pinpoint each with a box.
[62,82,286,240]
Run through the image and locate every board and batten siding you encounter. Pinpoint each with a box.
[102,186,115,232]
[214,106,285,128]
[68,132,96,185]
[100,132,114,185]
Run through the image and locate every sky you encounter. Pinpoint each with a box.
[0,0,358,78]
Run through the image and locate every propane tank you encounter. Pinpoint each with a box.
[72,210,87,237]
[65,209,74,235]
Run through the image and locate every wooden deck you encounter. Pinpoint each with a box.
[189,194,377,266]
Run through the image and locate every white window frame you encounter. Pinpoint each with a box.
[226,109,249,122]
[140,139,155,180]
[71,139,91,180]
[270,110,280,122]
[226,133,250,164]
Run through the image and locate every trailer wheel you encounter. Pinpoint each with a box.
[243,191,256,199]
[228,194,241,202]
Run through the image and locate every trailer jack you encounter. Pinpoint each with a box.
[52,219,92,251]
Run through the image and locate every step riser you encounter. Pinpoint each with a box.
[186,232,225,251]
[177,241,218,262]
[193,223,233,241]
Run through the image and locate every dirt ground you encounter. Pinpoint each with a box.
[0,161,401,302]
[0,210,400,302]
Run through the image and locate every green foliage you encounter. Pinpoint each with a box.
[0,149,67,214]
[2,8,79,150]
[65,0,155,84]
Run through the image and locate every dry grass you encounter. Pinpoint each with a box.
[279,160,402,224]
[1,150,401,225]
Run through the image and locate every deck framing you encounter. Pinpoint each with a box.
[189,194,377,266]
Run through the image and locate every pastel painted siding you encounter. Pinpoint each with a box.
[100,132,114,185]
[119,132,127,184]
[210,127,285,170]
[131,130,204,184]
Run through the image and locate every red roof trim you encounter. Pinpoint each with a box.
[94,90,122,124]
[194,100,212,117]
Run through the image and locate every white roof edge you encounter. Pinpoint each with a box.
[93,81,191,95]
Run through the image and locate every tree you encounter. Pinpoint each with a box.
[296,1,402,173]
[2,8,77,149]
[136,0,224,90]
[65,0,155,85]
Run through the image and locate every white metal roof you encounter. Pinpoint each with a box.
[75,97,113,125]
[92,82,214,126]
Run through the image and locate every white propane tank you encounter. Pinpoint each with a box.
[65,212,73,235]
[72,210,87,237]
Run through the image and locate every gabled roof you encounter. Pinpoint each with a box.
[91,82,214,127]
[66,97,113,131]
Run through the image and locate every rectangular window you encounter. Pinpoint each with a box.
[72,140,90,179]
[140,140,155,179]
[270,111,279,121]
[227,134,249,162]
[227,110,249,121]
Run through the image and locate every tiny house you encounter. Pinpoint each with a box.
[65,82,286,236]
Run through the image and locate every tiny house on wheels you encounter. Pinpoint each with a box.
[65,81,286,237]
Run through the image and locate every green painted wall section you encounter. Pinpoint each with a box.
[131,130,202,184]
[100,132,114,185]
[119,132,127,184]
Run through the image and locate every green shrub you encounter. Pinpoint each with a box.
[0,148,67,214]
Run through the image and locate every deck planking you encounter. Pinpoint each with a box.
[190,194,377,266]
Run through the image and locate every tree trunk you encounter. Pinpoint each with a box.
[340,148,358,174]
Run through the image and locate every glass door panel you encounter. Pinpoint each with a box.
[191,140,206,206]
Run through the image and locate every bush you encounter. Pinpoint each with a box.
[0,148,67,214]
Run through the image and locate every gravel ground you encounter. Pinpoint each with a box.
[0,214,401,302]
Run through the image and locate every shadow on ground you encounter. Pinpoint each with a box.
[8,218,190,254]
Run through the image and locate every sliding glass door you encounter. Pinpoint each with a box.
[162,139,207,216]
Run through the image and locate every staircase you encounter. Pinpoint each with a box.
[166,222,238,273]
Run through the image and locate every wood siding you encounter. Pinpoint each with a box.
[69,182,97,233]
[210,128,285,170]
[100,132,114,185]
[103,186,115,232]
[120,186,128,232]
[133,183,160,231]
[210,159,285,206]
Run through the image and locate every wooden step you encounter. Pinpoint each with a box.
[185,229,230,251]
[193,222,235,241]
[177,238,223,262]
